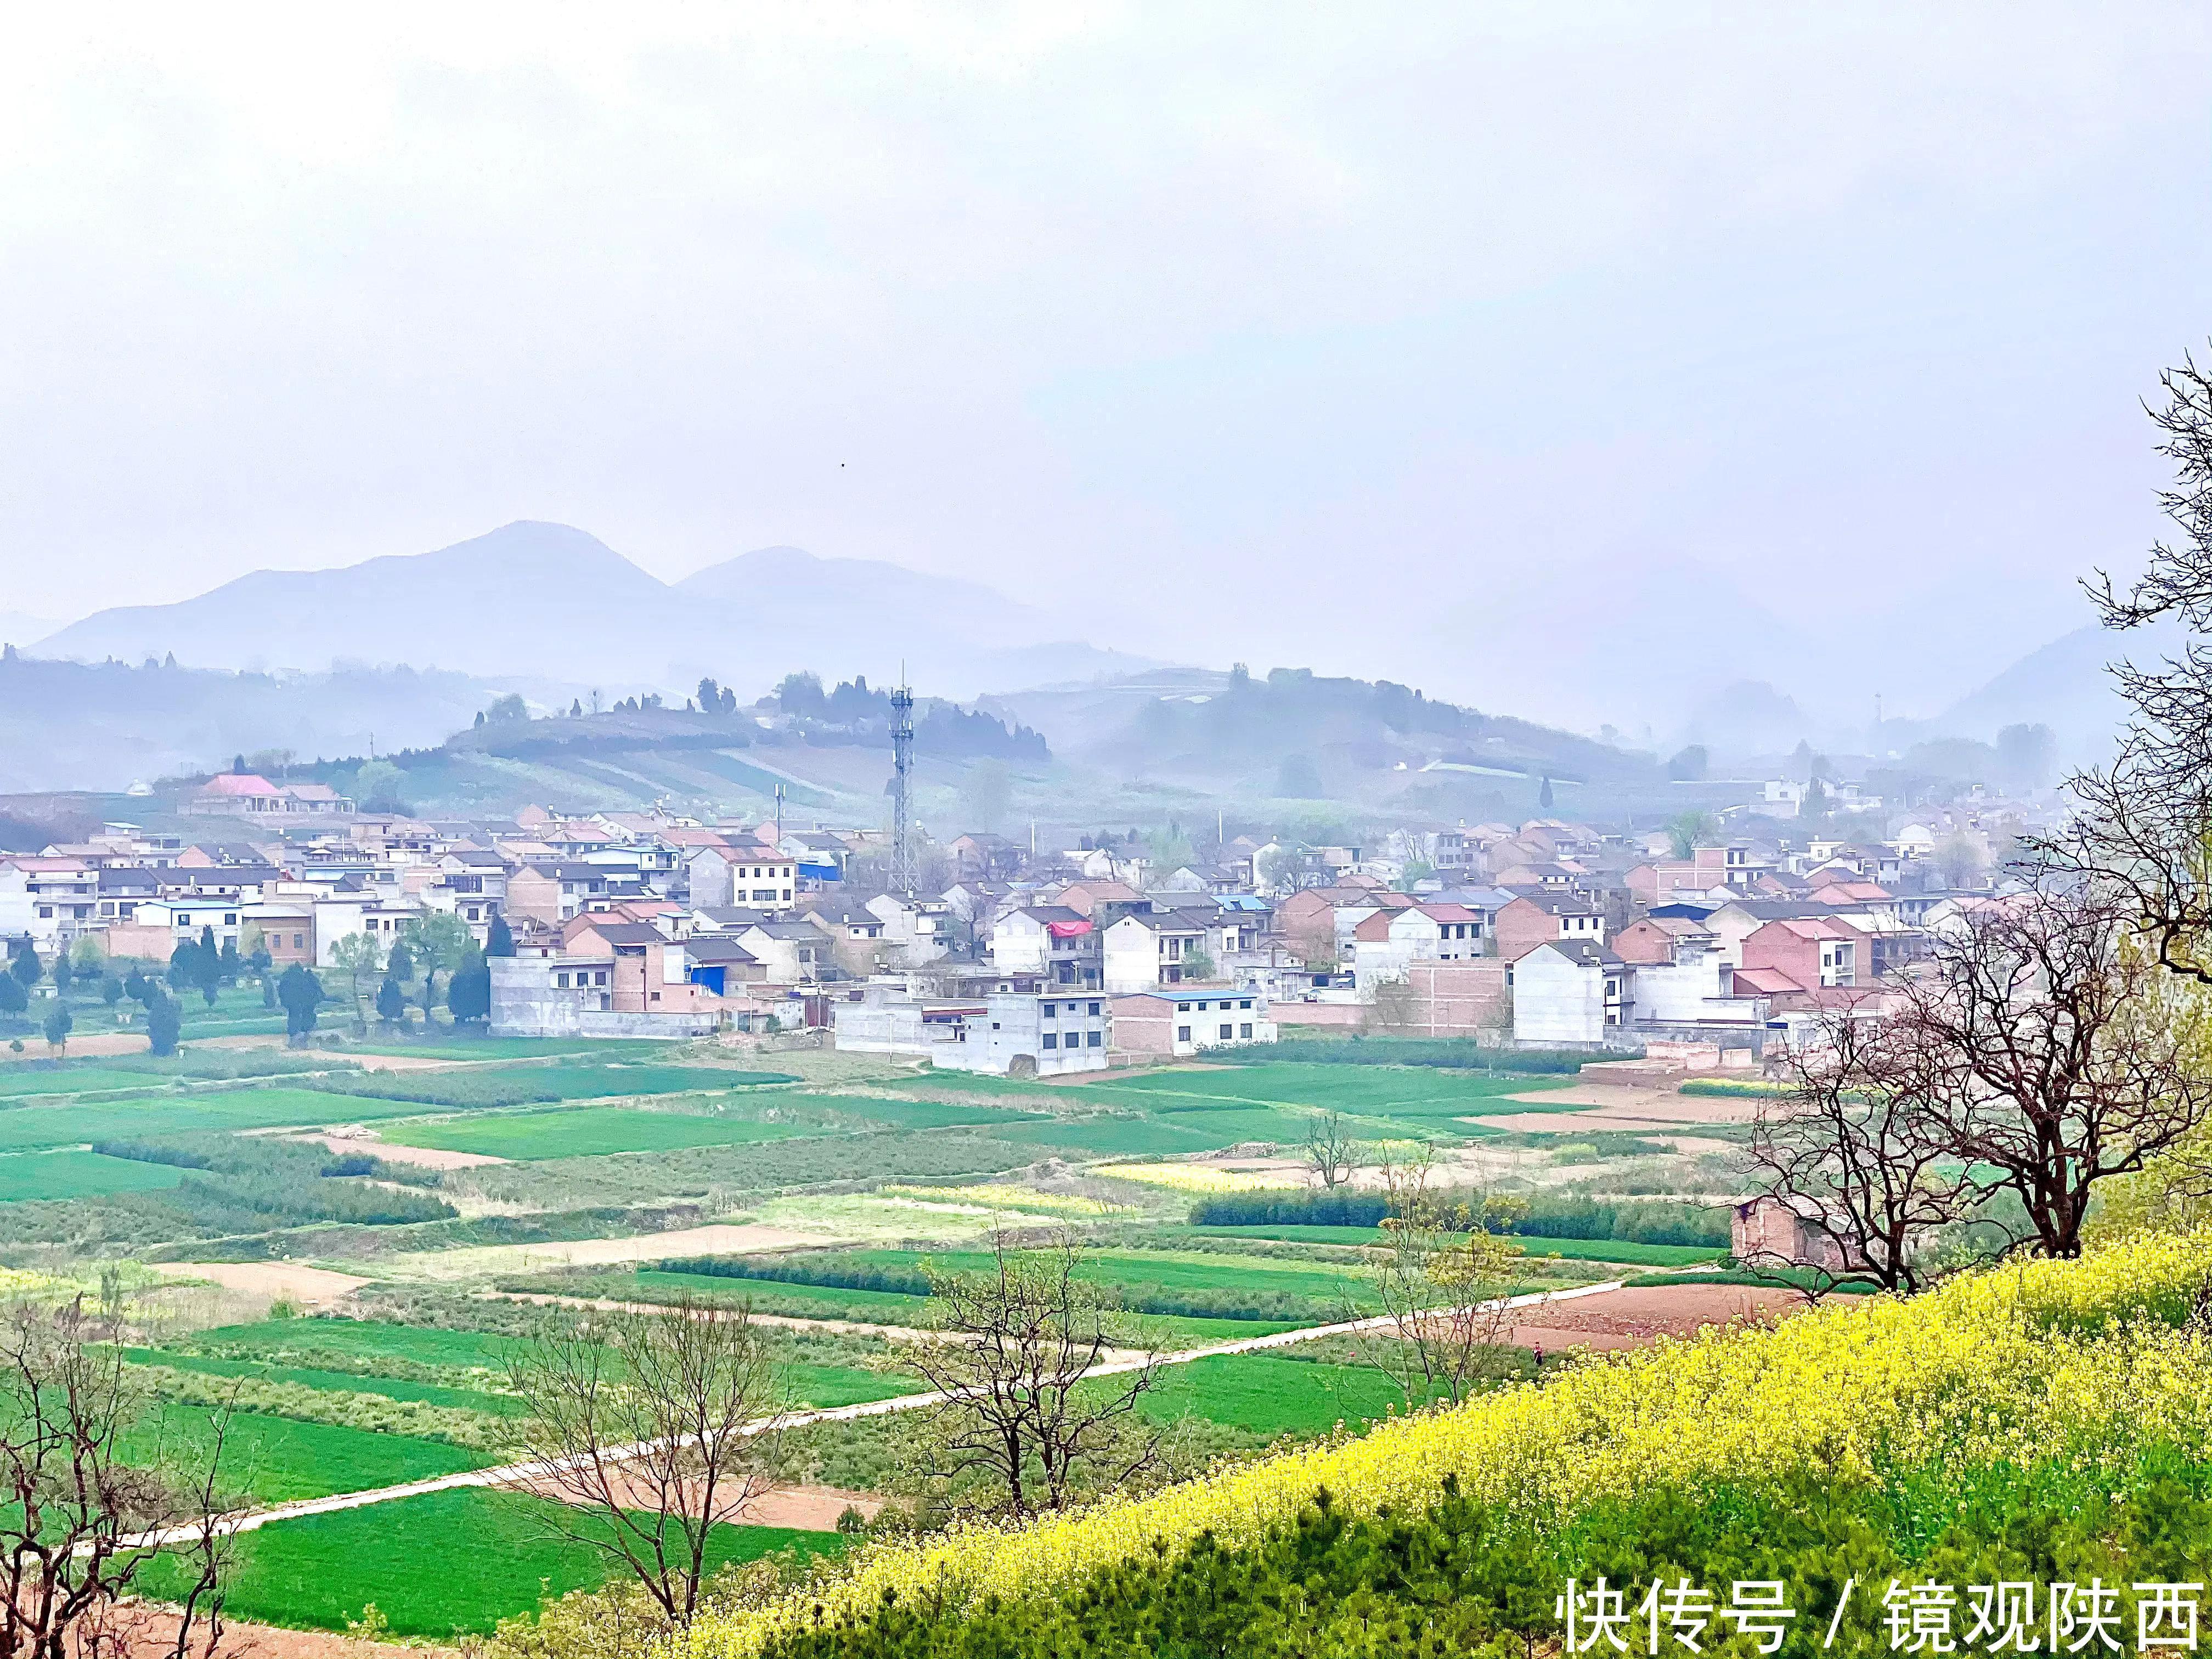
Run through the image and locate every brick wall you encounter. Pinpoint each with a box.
[1403,961,1510,1035]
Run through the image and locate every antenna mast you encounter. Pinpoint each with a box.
[890,675,917,897]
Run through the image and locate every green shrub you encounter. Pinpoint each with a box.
[1190,1191,1390,1228]
[1622,1267,1877,1293]
[132,1202,707,1264]
[82,1134,456,1227]
[306,1064,797,1109]
[129,1363,514,1452]
[745,1468,2212,1658]
[1255,1036,1598,1073]
[655,1252,1339,1324]
[1190,1190,1730,1246]
[104,1052,357,1081]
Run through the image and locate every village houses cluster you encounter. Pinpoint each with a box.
[0,765,2033,1075]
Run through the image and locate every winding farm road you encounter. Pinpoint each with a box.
[105,1279,1627,1551]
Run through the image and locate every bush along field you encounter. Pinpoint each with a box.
[651,1243,1380,1325]
[1188,1189,1733,1248]
[666,1232,2212,1659]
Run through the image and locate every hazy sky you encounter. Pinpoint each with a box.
[3,4,2207,730]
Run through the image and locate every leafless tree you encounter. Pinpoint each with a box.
[2050,350,2212,984]
[0,1297,235,1659]
[1905,885,2212,1256]
[1932,832,1987,891]
[1367,975,1418,1035]
[903,1231,1161,1519]
[1780,883,2212,1261]
[1286,914,1339,975]
[1301,1108,1367,1189]
[1750,1009,1985,1294]
[505,1299,785,1628]
[1258,845,1326,898]
[1356,1149,1526,1409]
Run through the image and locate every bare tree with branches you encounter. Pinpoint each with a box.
[505,1299,785,1629]
[2049,350,2212,984]
[1356,1150,1526,1409]
[1284,914,1339,976]
[1750,1009,1985,1295]
[1758,882,2212,1265]
[0,1297,235,1659]
[1367,975,1419,1036]
[1301,1108,1367,1189]
[1896,884,2212,1256]
[902,1231,1161,1519]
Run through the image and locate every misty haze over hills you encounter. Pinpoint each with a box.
[1677,617,2180,767]
[0,654,499,794]
[27,522,1153,703]
[10,518,2162,786]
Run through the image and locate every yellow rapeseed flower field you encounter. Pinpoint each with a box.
[1090,1161,1302,1194]
[679,1233,2212,1659]
[876,1183,1133,1218]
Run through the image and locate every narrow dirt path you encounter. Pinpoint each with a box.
[105,1280,1629,1550]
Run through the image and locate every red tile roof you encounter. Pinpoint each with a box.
[1729,966,1802,995]
[195,774,281,797]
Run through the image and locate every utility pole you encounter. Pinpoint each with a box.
[889,676,917,898]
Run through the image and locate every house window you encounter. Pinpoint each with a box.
[1240,1022,1253,1038]
[555,972,569,988]
[1041,1002,1054,1017]
[1087,1030,1102,1047]
[1218,1023,1233,1040]
[1239,998,1251,1009]
[1177,1025,1192,1043]
[1088,1001,1100,1016]
[1042,1033,1058,1050]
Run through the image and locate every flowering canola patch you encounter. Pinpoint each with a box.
[678,1233,2212,1659]
[1090,1161,1301,1194]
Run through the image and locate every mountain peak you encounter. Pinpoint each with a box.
[401,521,658,586]
[30,523,1118,697]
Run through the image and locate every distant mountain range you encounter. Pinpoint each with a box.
[0,611,57,649]
[1670,617,2183,766]
[0,654,500,794]
[1928,616,2182,760]
[21,519,2193,778]
[28,522,1154,701]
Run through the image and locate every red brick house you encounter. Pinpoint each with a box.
[1724,916,1890,1009]
[1492,893,1607,963]
[1610,915,1717,966]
